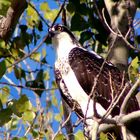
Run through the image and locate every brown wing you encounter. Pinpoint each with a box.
[69,47,139,116]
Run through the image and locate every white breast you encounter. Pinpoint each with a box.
[55,59,108,119]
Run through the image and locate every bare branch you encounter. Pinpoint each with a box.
[98,110,140,133]
[0,81,57,92]
[52,107,72,140]
[120,77,140,114]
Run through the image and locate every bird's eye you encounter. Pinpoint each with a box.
[57,26,62,31]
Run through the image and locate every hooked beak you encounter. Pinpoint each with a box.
[48,26,55,38]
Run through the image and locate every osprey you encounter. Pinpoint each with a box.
[48,24,140,138]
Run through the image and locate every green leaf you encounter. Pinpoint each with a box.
[26,4,39,28]
[12,137,28,140]
[131,57,139,69]
[4,57,15,73]
[54,133,65,140]
[0,108,12,126]
[31,52,41,62]
[66,2,75,14]
[11,95,32,117]
[10,118,18,130]
[44,9,58,22]
[0,86,9,104]
[0,0,11,16]
[100,132,109,140]
[59,102,64,116]
[52,95,58,106]
[22,111,35,121]
[31,129,38,138]
[128,57,140,82]
[74,130,85,140]
[54,113,62,122]
[14,67,25,80]
[16,95,32,112]
[71,13,88,31]
[0,60,6,79]
[40,2,50,11]
[43,71,50,80]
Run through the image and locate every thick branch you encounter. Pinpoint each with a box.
[98,110,140,133]
[0,0,28,41]
[104,0,137,71]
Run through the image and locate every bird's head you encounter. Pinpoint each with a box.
[48,24,76,47]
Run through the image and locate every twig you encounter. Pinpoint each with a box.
[120,77,140,114]
[102,83,129,120]
[52,110,72,140]
[8,33,49,68]
[102,8,140,52]
[92,0,109,33]
[28,3,49,27]
[0,81,57,92]
[117,28,140,52]
[102,8,121,37]
[3,75,20,94]
[24,111,38,136]
[52,0,66,27]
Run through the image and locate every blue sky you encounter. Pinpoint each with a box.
[0,0,140,138]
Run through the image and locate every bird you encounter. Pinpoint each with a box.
[48,24,140,139]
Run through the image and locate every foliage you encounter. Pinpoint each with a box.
[0,0,139,139]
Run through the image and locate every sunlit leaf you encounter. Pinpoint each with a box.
[26,4,39,28]
[74,130,85,140]
[40,2,50,11]
[31,52,41,62]
[12,137,28,140]
[59,102,64,117]
[44,9,58,22]
[43,71,50,80]
[128,57,140,82]
[0,0,11,15]
[54,113,62,122]
[54,133,66,140]
[10,118,19,130]
[100,132,109,140]
[22,111,35,121]
[5,57,15,73]
[52,95,58,106]
[11,95,32,116]
[0,86,9,104]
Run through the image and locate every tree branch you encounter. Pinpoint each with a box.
[98,110,140,133]
[0,0,27,41]
[120,77,140,114]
